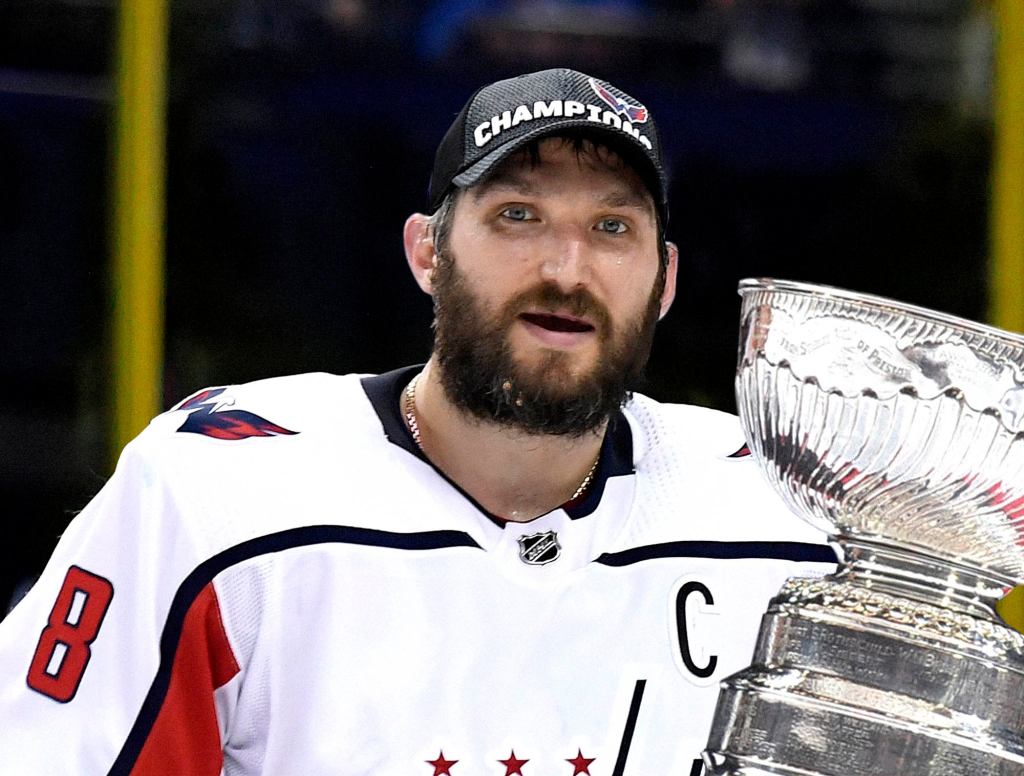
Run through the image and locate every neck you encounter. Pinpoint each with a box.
[409,360,607,522]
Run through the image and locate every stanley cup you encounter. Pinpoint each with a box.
[703,279,1024,775]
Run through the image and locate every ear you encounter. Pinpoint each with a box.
[404,213,438,295]
[658,241,679,320]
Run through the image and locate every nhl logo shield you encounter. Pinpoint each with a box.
[517,531,561,566]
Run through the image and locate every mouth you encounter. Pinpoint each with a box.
[516,311,598,350]
[518,312,595,334]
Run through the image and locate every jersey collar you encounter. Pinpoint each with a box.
[360,366,634,524]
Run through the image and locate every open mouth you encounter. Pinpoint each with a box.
[519,312,595,333]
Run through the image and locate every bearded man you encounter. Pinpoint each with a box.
[0,69,834,775]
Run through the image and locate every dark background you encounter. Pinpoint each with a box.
[1,0,995,615]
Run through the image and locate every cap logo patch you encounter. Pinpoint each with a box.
[517,531,562,566]
[589,78,648,124]
[472,100,653,151]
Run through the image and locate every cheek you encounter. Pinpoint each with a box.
[608,267,661,314]
[450,228,533,285]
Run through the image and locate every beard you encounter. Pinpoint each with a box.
[430,251,664,437]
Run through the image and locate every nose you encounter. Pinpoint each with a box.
[539,230,590,291]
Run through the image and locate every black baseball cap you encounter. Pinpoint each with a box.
[429,68,668,226]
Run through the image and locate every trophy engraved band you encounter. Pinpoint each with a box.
[703,279,1024,775]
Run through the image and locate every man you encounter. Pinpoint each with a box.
[0,69,834,775]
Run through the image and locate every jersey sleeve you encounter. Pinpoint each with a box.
[0,429,241,775]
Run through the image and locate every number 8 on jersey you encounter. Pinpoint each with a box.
[26,566,114,703]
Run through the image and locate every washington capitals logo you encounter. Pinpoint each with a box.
[175,387,298,440]
[589,78,648,123]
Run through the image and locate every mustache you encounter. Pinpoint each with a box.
[503,283,611,331]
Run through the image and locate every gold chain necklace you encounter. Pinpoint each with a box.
[402,373,600,503]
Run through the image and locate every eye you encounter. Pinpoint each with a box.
[596,217,628,234]
[500,205,534,222]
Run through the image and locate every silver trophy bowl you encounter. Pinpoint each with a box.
[704,279,1024,775]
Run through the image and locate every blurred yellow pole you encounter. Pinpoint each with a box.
[998,585,1024,633]
[990,0,1024,635]
[110,0,169,466]
[989,0,1024,333]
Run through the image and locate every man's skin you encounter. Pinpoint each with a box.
[402,137,679,522]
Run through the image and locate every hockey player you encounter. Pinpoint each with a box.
[0,68,834,775]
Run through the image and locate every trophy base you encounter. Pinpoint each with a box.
[704,576,1024,775]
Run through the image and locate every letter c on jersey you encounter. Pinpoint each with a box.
[675,581,718,679]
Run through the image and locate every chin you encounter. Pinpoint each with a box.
[512,349,599,391]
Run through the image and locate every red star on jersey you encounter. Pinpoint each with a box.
[566,749,596,775]
[426,751,458,775]
[499,750,529,775]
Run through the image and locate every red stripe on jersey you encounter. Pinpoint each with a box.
[130,582,240,775]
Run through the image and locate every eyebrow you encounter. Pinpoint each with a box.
[597,190,655,215]
[474,175,655,217]
[472,172,539,201]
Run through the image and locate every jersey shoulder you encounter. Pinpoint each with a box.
[133,371,387,467]
[625,393,749,459]
[116,372,408,546]
[621,393,831,548]
[147,371,368,441]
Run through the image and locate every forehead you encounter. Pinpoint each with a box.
[469,136,655,213]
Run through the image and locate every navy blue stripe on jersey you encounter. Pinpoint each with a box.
[611,679,646,776]
[109,525,482,776]
[361,365,424,458]
[564,409,633,520]
[595,541,837,567]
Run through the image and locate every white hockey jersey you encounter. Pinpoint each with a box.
[0,367,835,775]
